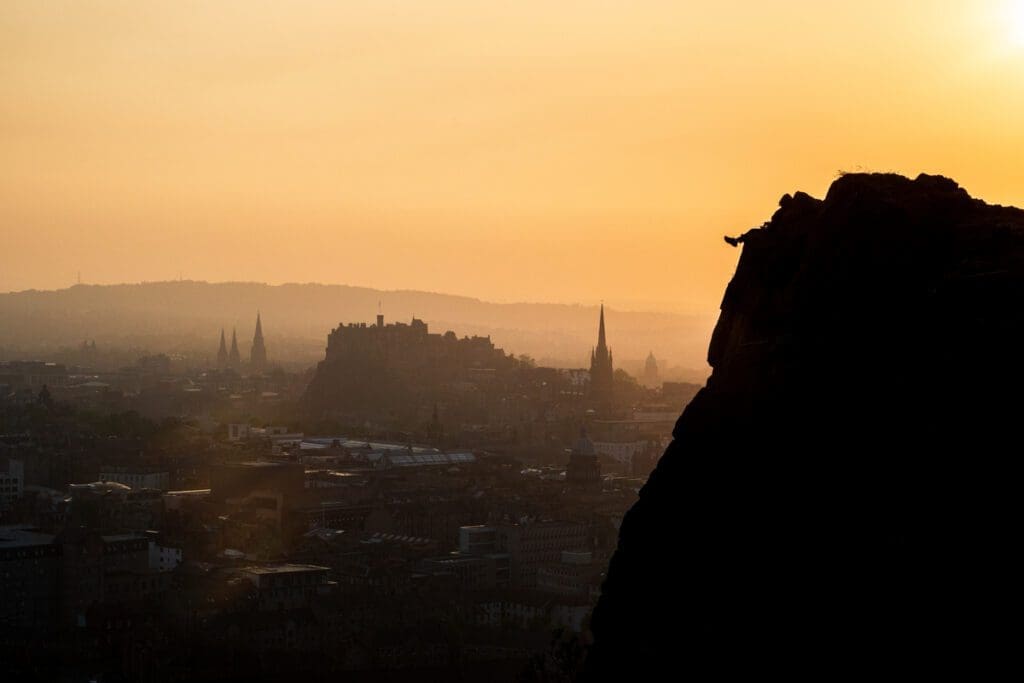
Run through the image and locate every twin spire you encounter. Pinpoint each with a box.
[229,328,241,367]
[250,311,267,371]
[217,329,228,367]
[216,312,266,371]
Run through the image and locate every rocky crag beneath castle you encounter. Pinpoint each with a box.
[586,173,1022,677]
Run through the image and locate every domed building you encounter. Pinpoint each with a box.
[643,351,660,388]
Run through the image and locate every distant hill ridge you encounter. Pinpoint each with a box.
[0,281,713,374]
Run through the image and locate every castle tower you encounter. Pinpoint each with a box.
[217,329,228,369]
[250,312,267,371]
[228,328,241,369]
[589,303,614,404]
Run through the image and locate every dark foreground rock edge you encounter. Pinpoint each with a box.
[583,173,1023,678]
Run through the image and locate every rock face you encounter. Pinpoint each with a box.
[586,174,1022,677]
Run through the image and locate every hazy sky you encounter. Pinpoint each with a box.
[3,1,1024,312]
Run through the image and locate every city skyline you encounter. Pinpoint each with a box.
[3,2,1022,678]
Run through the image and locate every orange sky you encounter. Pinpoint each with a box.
[3,1,1024,312]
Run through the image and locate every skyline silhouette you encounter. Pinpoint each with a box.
[3,1,1022,679]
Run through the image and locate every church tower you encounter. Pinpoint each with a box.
[228,328,241,369]
[250,312,267,372]
[589,303,614,404]
[216,329,228,369]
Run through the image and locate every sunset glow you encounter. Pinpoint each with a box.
[0,4,1021,678]
[1006,1,1024,45]
[2,1,1023,312]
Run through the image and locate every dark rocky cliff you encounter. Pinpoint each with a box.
[586,173,1022,677]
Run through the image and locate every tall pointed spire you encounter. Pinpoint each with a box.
[589,302,614,408]
[228,328,241,369]
[250,311,267,371]
[217,329,228,369]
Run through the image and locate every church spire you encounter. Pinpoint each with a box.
[228,328,241,369]
[250,311,267,372]
[589,302,614,408]
[217,329,228,369]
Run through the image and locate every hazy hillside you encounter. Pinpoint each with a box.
[0,282,714,376]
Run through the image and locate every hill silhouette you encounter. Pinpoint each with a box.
[587,173,1021,677]
[0,281,713,373]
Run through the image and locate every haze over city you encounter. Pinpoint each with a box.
[3,2,1024,681]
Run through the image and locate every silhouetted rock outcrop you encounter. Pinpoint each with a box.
[587,173,1021,678]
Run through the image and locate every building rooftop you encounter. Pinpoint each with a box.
[101,533,148,543]
[300,438,476,467]
[301,437,444,454]
[99,465,168,473]
[0,525,55,548]
[69,481,132,493]
[219,461,299,469]
[239,563,330,575]
[363,532,434,547]
[385,452,475,467]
